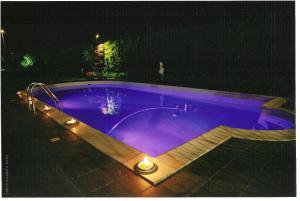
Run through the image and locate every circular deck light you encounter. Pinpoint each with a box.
[135,157,158,174]
[44,105,51,111]
[28,97,33,104]
[65,118,77,125]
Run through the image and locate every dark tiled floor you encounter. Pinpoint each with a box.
[2,96,296,197]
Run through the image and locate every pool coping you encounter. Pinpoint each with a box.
[17,81,296,185]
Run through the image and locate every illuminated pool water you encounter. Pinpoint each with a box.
[34,84,295,157]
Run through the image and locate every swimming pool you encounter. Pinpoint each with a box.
[33,82,295,157]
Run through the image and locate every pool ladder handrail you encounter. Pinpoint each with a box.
[27,82,63,112]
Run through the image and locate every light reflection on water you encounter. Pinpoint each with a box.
[34,86,295,157]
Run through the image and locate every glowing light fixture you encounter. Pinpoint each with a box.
[95,34,100,39]
[135,157,157,174]
[17,91,22,98]
[65,118,77,125]
[1,29,5,34]
[44,105,51,111]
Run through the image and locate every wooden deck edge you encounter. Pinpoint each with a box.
[262,97,287,108]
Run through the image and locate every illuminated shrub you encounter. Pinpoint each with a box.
[104,41,122,69]
[82,39,130,80]
[20,53,35,70]
[85,71,97,77]
[102,40,128,80]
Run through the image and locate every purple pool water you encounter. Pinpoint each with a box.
[34,84,295,157]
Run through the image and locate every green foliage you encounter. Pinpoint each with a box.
[101,66,127,80]
[101,40,127,80]
[20,53,35,70]
[82,45,95,67]
[81,39,132,80]
[104,40,122,69]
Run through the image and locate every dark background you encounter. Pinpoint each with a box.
[1,1,295,98]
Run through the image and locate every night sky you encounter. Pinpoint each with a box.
[1,1,295,97]
[2,1,294,52]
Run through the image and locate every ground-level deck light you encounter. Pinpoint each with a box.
[65,118,77,125]
[28,97,33,105]
[44,105,51,111]
[135,157,158,174]
[17,91,22,98]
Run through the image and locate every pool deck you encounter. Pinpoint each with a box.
[15,82,295,185]
[2,90,296,196]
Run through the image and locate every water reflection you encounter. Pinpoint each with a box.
[100,88,122,115]
[159,95,165,106]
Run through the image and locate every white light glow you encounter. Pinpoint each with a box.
[66,118,77,125]
[144,157,149,166]
[137,157,154,170]
[44,105,51,111]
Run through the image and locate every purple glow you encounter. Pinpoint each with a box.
[34,85,295,157]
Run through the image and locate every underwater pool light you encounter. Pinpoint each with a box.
[135,157,158,174]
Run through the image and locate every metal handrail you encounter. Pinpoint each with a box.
[27,82,63,112]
